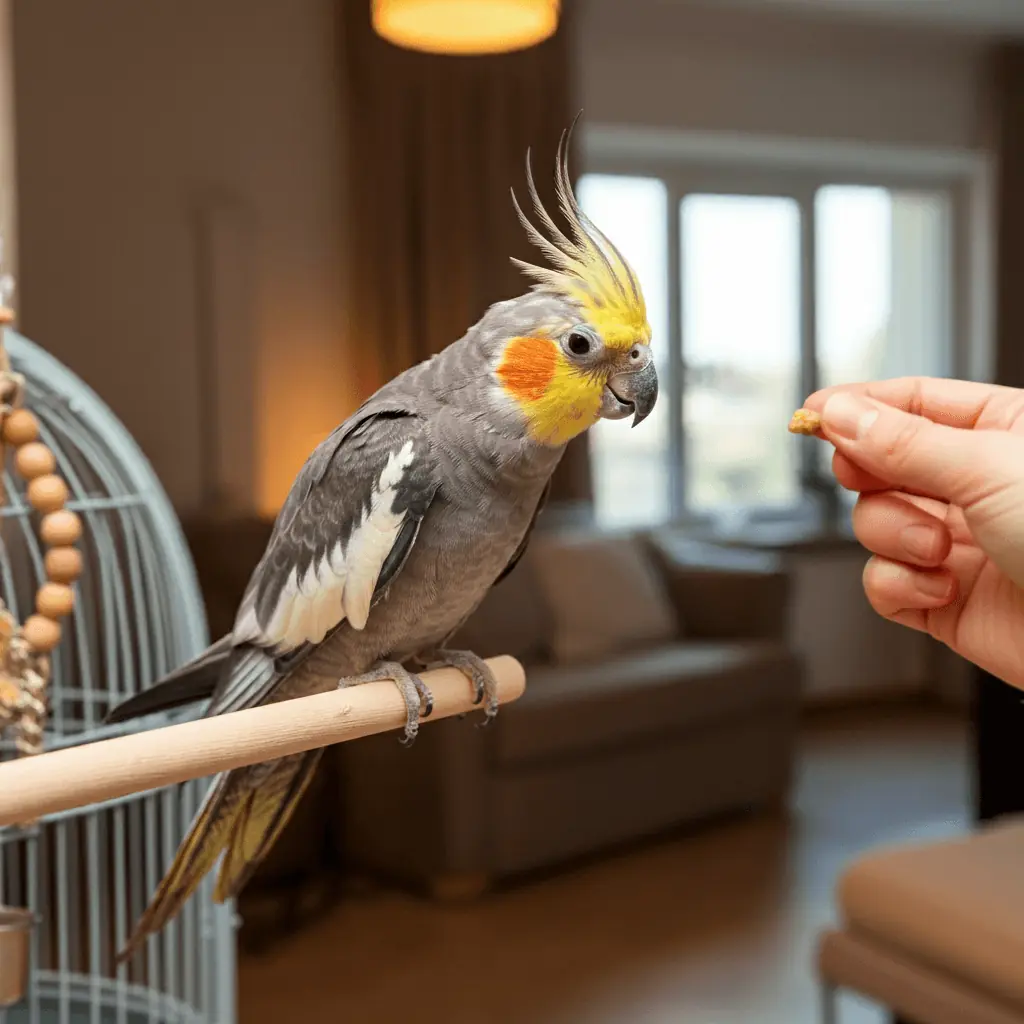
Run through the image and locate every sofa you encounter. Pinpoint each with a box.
[337,524,804,897]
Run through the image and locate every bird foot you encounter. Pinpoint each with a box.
[422,648,499,725]
[338,661,432,745]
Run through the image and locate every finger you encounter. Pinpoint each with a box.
[833,450,884,493]
[862,555,957,619]
[865,543,983,642]
[832,451,961,510]
[897,495,977,548]
[896,493,975,547]
[840,474,975,547]
[803,377,1024,432]
[887,608,931,634]
[832,450,923,496]
[818,391,1024,514]
[852,493,952,568]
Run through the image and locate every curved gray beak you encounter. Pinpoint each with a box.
[605,359,659,428]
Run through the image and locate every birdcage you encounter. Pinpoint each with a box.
[0,328,237,1024]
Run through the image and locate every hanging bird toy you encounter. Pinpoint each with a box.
[0,279,82,759]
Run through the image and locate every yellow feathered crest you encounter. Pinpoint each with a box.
[511,116,650,351]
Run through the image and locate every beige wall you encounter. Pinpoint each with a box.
[580,1,987,149]
[13,0,352,515]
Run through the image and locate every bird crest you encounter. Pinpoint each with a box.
[510,115,650,352]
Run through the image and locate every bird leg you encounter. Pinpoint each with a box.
[415,648,499,724]
[337,660,432,745]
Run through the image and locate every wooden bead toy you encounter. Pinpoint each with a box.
[2,408,39,446]
[40,509,82,547]
[15,442,56,479]
[27,474,69,514]
[0,294,77,759]
[36,583,74,620]
[44,547,83,585]
[22,614,61,654]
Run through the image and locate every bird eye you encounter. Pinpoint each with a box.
[567,330,594,356]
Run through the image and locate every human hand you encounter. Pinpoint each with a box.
[802,377,1024,690]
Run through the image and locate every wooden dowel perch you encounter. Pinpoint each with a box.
[0,656,525,827]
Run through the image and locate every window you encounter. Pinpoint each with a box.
[578,140,970,530]
[816,186,951,388]
[681,194,802,514]
[576,174,670,528]
[815,186,953,486]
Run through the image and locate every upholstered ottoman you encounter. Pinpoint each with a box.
[818,818,1024,1024]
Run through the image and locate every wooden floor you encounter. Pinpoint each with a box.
[238,704,969,1024]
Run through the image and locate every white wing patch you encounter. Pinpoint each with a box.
[249,440,417,651]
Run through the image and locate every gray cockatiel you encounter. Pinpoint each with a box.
[106,124,658,961]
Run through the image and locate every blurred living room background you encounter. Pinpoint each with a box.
[4,0,1024,1020]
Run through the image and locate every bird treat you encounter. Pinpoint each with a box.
[788,408,822,435]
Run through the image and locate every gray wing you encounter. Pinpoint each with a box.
[207,407,439,716]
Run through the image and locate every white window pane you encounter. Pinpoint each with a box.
[816,185,951,388]
[681,193,802,514]
[577,173,670,528]
[816,186,952,482]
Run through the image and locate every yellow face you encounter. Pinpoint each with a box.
[503,119,658,444]
[496,321,655,447]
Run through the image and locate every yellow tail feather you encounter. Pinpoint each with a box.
[213,750,322,903]
[117,750,322,964]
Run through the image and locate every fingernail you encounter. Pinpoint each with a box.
[902,524,941,563]
[822,393,879,441]
[916,571,952,599]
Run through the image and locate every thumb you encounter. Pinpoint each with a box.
[820,391,1024,513]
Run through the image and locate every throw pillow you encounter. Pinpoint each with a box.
[527,530,679,666]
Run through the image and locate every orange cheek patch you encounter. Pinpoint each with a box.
[496,336,557,403]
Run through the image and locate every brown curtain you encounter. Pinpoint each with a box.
[339,0,590,504]
[991,42,1024,390]
[970,42,1024,831]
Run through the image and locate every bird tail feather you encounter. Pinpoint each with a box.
[104,635,234,724]
[213,749,323,902]
[116,749,323,964]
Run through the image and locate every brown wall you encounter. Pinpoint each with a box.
[0,0,15,284]
[13,0,354,515]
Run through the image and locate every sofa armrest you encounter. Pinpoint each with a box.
[643,532,792,642]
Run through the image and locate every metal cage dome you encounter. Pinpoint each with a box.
[0,330,236,1023]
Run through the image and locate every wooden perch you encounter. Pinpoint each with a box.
[0,656,525,827]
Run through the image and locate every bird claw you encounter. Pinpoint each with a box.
[338,660,433,745]
[425,649,499,723]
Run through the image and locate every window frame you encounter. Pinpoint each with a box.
[579,124,993,530]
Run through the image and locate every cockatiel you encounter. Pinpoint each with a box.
[105,121,658,962]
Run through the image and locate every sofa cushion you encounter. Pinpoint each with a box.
[448,556,552,666]
[527,531,679,666]
[493,639,800,765]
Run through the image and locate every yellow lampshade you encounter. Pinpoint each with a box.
[372,0,559,55]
